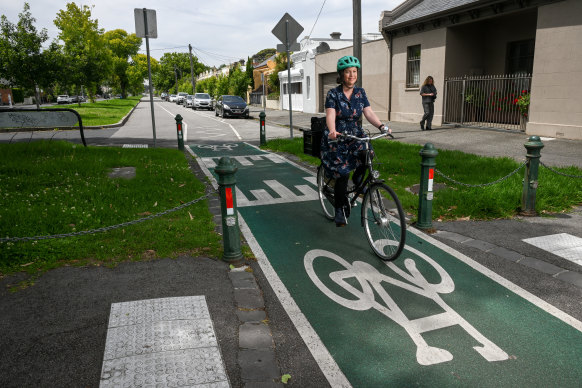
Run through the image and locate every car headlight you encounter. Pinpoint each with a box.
[223,104,230,109]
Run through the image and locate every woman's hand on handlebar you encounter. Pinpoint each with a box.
[328,130,339,140]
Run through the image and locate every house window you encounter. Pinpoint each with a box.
[306,76,311,99]
[283,82,302,95]
[406,45,421,88]
[506,39,535,74]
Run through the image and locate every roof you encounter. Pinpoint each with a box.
[381,0,482,29]
[254,54,277,69]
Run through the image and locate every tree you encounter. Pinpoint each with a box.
[54,2,112,103]
[246,56,254,90]
[0,3,51,108]
[268,53,290,95]
[104,29,142,98]
[127,53,159,96]
[253,48,276,64]
[228,67,249,98]
[153,52,207,93]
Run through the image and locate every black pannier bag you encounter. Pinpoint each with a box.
[303,116,326,157]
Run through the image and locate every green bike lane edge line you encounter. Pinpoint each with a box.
[186,142,582,387]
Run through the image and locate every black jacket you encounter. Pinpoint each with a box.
[420,84,437,104]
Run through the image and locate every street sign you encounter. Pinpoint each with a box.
[272,13,303,44]
[277,43,300,52]
[134,8,157,38]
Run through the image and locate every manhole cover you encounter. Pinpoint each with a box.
[108,167,136,179]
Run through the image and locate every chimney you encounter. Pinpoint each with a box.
[330,32,341,39]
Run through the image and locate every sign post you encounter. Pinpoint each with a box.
[135,8,158,147]
[272,13,303,139]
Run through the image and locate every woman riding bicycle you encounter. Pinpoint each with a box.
[321,55,391,227]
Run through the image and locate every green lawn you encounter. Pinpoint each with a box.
[0,141,221,279]
[261,138,582,221]
[51,96,141,126]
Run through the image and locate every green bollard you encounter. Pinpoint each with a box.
[521,136,544,216]
[259,111,266,146]
[214,157,244,265]
[417,143,438,230]
[174,114,184,151]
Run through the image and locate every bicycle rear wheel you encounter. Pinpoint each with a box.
[317,165,335,220]
[361,183,406,261]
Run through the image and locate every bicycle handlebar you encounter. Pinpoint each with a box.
[337,131,394,141]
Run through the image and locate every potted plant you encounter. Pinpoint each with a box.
[515,90,530,130]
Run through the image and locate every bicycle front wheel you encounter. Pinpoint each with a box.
[361,183,406,261]
[317,165,335,220]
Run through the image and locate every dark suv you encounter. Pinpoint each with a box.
[215,95,249,118]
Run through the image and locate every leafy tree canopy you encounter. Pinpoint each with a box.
[252,48,276,64]
[104,29,142,98]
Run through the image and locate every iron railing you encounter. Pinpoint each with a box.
[443,74,531,131]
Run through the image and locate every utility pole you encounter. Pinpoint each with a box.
[188,44,196,94]
[353,0,362,88]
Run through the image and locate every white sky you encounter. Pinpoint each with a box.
[1,0,402,67]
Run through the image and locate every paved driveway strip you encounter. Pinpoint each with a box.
[190,142,582,387]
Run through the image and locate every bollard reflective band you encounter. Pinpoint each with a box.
[428,168,434,192]
[225,187,234,215]
[177,124,182,132]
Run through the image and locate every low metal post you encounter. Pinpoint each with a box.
[417,143,438,230]
[214,157,244,265]
[259,111,266,146]
[174,114,184,151]
[521,136,544,216]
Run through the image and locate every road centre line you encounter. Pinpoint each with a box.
[158,103,188,142]
[190,109,242,141]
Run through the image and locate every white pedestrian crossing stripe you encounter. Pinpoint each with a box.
[523,233,582,264]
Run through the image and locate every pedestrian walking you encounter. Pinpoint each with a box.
[420,76,437,131]
[320,55,390,227]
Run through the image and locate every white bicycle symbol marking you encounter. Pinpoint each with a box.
[304,242,508,366]
[196,143,239,151]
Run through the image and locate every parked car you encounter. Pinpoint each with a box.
[57,95,71,104]
[160,92,168,100]
[169,94,177,102]
[176,92,188,105]
[193,93,213,110]
[184,95,193,108]
[215,95,249,118]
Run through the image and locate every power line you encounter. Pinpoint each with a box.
[303,0,327,48]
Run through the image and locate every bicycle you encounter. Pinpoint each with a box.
[316,131,406,261]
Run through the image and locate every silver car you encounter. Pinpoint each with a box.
[193,93,213,110]
[176,92,188,104]
[184,95,193,108]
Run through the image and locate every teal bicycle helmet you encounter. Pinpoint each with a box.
[337,56,361,71]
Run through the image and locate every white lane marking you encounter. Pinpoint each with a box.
[188,146,350,387]
[158,103,189,142]
[523,233,582,264]
[191,109,242,140]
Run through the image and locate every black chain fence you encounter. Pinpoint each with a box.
[434,161,527,188]
[0,190,218,243]
[540,160,582,179]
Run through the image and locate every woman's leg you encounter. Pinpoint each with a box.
[427,103,435,129]
[421,102,431,129]
[334,174,349,226]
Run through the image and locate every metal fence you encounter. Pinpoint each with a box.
[443,74,531,131]
[250,92,263,105]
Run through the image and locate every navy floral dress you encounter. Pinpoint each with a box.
[320,85,372,178]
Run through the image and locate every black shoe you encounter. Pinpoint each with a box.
[427,127,432,130]
[335,207,347,227]
[420,121,425,131]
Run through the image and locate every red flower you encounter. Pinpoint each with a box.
[522,90,527,94]
[492,102,495,106]
[514,98,519,103]
[498,108,501,111]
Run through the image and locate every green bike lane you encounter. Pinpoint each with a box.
[188,142,582,387]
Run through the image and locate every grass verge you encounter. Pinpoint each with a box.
[49,96,141,126]
[0,141,221,280]
[261,137,582,221]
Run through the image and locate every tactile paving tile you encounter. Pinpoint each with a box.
[523,233,582,264]
[108,296,210,328]
[100,348,229,387]
[100,296,229,387]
